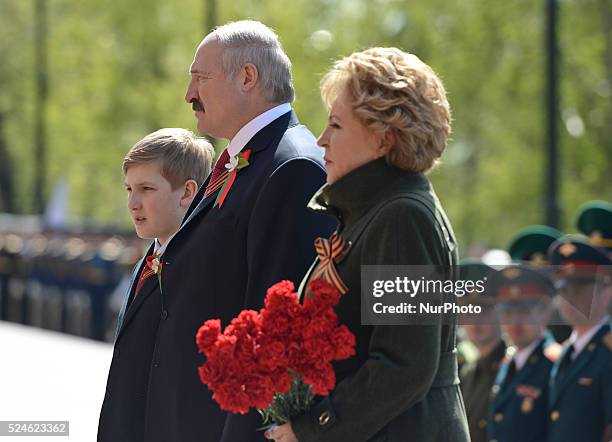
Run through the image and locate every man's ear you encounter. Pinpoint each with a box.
[180,179,199,207]
[239,63,259,92]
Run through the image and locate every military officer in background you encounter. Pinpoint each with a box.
[3,231,27,323]
[0,231,9,319]
[576,200,612,259]
[507,225,562,268]
[458,260,505,442]
[547,235,612,442]
[507,225,570,342]
[487,265,561,442]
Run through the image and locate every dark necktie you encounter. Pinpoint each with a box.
[556,345,575,380]
[203,149,230,199]
[502,360,517,389]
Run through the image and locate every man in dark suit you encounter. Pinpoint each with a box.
[112,20,334,442]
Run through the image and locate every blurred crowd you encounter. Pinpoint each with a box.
[0,227,146,342]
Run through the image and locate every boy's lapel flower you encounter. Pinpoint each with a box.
[146,253,163,275]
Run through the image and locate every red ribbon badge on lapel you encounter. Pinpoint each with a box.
[214,149,252,208]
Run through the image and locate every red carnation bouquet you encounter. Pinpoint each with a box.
[195,279,355,425]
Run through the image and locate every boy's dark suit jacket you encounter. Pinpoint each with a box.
[98,110,335,442]
[98,258,162,442]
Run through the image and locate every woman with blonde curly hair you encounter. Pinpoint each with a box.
[266,47,469,442]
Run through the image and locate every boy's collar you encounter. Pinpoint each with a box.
[154,230,179,257]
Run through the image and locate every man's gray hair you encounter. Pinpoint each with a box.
[213,20,295,104]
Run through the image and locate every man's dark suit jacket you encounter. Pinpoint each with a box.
[99,110,335,442]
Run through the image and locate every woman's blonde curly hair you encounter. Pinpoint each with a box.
[320,47,451,173]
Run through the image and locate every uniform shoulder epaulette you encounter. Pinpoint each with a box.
[544,342,563,362]
[603,331,612,351]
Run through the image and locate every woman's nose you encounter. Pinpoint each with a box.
[317,128,330,149]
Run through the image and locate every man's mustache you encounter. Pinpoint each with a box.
[191,100,203,112]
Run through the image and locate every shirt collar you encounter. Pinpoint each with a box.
[153,230,179,257]
[569,315,610,359]
[226,103,292,158]
[513,334,544,371]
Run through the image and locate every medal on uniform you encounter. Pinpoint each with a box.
[521,397,534,413]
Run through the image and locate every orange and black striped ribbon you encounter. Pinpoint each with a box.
[203,170,230,199]
[134,267,156,298]
[310,233,349,294]
[203,149,230,200]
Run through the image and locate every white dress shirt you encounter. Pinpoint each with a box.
[153,233,176,258]
[226,102,292,158]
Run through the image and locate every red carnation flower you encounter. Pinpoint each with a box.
[196,319,221,356]
[195,278,356,424]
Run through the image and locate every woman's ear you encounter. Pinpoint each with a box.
[180,180,199,208]
[375,130,395,158]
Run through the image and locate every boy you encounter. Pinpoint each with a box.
[98,128,213,442]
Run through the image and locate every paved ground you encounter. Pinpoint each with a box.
[0,321,112,441]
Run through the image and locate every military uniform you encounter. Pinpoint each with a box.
[0,233,8,319]
[547,236,612,442]
[85,237,123,340]
[507,225,562,267]
[460,340,506,442]
[458,260,504,442]
[576,200,612,258]
[547,321,612,442]
[487,265,561,442]
[488,335,558,442]
[576,200,612,319]
[507,225,570,343]
[4,233,27,323]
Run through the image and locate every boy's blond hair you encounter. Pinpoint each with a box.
[123,128,214,189]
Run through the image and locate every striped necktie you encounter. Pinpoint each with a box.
[203,149,230,199]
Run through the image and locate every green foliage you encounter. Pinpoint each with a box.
[1,0,610,250]
[258,375,315,427]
